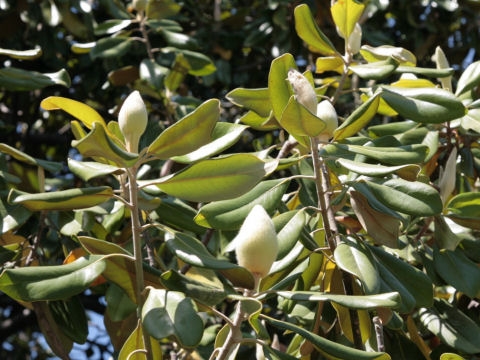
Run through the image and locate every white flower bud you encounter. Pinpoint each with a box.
[347,23,362,55]
[287,69,318,114]
[118,91,148,153]
[234,205,278,279]
[433,46,452,91]
[316,100,338,142]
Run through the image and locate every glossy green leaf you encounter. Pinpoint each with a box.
[455,60,480,96]
[276,210,306,259]
[360,45,416,66]
[351,181,406,224]
[68,159,123,181]
[359,179,442,216]
[349,58,399,80]
[294,4,336,55]
[381,87,466,124]
[165,52,190,91]
[195,179,289,230]
[370,245,433,308]
[146,0,181,19]
[150,197,205,234]
[142,288,203,347]
[140,58,168,90]
[0,143,62,173]
[105,284,136,322]
[0,47,42,60]
[8,186,113,211]
[165,230,254,289]
[0,255,106,301]
[445,192,480,229]
[226,87,271,117]
[72,123,138,167]
[171,123,248,164]
[433,247,480,298]
[160,270,230,306]
[434,216,462,251]
[334,92,381,140]
[263,315,390,360]
[277,291,400,309]
[148,99,219,159]
[0,67,70,91]
[41,96,107,130]
[78,236,164,303]
[90,37,132,59]
[269,53,297,120]
[142,154,277,202]
[49,297,88,344]
[279,95,326,137]
[336,158,420,181]
[461,108,480,133]
[334,238,381,294]
[331,0,365,38]
[118,320,162,360]
[350,191,400,248]
[160,29,199,50]
[368,121,417,138]
[329,143,428,165]
[419,299,480,354]
[71,42,95,54]
[0,198,31,235]
[238,111,280,131]
[94,19,132,35]
[394,66,454,78]
[162,47,216,76]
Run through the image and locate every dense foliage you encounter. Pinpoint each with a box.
[1,0,480,359]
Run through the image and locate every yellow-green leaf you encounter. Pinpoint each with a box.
[140,154,278,202]
[331,0,365,39]
[279,95,326,137]
[0,47,42,60]
[118,321,162,360]
[72,123,138,167]
[41,96,107,130]
[148,99,219,159]
[294,4,337,55]
[316,56,344,74]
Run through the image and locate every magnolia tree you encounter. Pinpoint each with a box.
[1,1,480,359]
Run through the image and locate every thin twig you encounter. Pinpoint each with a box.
[373,316,385,352]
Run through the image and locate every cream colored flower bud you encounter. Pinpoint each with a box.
[118,91,148,153]
[316,100,338,142]
[347,24,362,55]
[234,205,278,279]
[433,46,452,91]
[287,69,318,114]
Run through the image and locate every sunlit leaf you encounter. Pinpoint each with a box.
[294,4,337,55]
[148,99,219,159]
[0,143,62,173]
[331,0,365,39]
[141,154,277,202]
[0,47,42,60]
[8,186,113,211]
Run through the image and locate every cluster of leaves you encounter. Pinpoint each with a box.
[1,0,480,359]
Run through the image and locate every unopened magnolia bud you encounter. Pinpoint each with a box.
[316,100,338,142]
[433,46,452,91]
[234,205,278,279]
[287,69,318,114]
[348,24,362,55]
[118,91,148,153]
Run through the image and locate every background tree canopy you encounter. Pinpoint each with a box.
[1,0,480,359]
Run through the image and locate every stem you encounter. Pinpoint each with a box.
[372,316,385,352]
[310,137,363,350]
[127,167,153,360]
[140,16,155,61]
[214,302,245,360]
